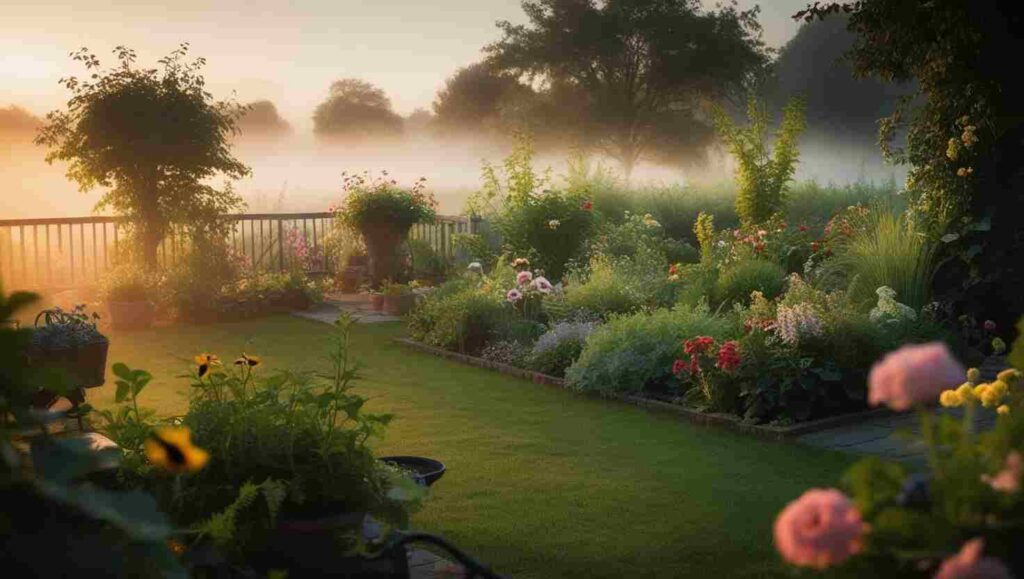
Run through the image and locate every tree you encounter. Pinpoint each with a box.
[0,105,42,135]
[403,108,434,135]
[713,95,806,228]
[486,0,769,178]
[35,44,249,270]
[794,1,1024,334]
[312,79,403,139]
[235,100,291,137]
[432,62,535,133]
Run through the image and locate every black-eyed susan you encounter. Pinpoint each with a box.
[233,353,261,368]
[194,353,221,378]
[145,427,209,474]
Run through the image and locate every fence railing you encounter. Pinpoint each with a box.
[0,213,477,291]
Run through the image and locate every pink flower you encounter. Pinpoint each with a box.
[516,270,534,286]
[531,276,553,293]
[868,342,965,411]
[774,489,865,569]
[934,538,1012,579]
[506,289,523,303]
[984,320,997,332]
[982,451,1023,494]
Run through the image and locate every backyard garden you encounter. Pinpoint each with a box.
[5,1,1024,578]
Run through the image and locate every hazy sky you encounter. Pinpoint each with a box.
[1,0,809,130]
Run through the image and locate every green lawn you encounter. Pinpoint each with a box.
[94,315,852,578]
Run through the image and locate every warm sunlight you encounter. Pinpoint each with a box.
[2,2,1022,578]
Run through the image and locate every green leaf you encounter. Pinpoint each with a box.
[36,482,172,541]
[115,380,130,403]
[940,233,959,243]
[1010,317,1024,371]
[112,363,132,381]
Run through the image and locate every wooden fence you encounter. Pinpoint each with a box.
[0,213,478,291]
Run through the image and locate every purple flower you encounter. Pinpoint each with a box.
[506,289,523,303]
[531,276,553,293]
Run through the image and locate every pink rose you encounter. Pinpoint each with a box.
[982,451,1023,494]
[516,270,533,286]
[868,342,965,411]
[506,289,523,303]
[774,488,866,569]
[934,538,1012,579]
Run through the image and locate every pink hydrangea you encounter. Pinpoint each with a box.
[868,342,965,411]
[516,270,534,286]
[531,276,553,293]
[981,451,1023,494]
[773,488,865,569]
[934,538,1012,579]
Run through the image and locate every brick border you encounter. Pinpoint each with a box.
[394,338,892,440]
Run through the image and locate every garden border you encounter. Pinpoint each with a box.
[394,338,893,441]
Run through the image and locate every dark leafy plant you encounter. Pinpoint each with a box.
[31,305,107,348]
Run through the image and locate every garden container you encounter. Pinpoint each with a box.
[361,223,410,287]
[340,266,367,293]
[379,456,446,487]
[369,293,385,311]
[107,301,155,331]
[382,294,415,316]
[26,338,109,389]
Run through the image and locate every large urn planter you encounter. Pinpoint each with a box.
[369,293,385,312]
[107,301,155,331]
[26,338,109,389]
[339,266,367,293]
[382,294,415,316]
[361,223,410,287]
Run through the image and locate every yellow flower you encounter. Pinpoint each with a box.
[956,382,976,403]
[998,404,1011,415]
[145,427,209,474]
[990,380,1010,398]
[939,390,962,408]
[979,386,1003,408]
[997,368,1021,386]
[234,353,262,367]
[194,353,221,378]
[967,368,981,384]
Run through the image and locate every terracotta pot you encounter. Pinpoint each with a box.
[107,301,155,331]
[339,266,366,293]
[27,339,109,389]
[382,294,415,316]
[361,223,411,287]
[369,293,385,311]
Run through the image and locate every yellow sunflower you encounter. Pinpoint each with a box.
[194,353,221,378]
[145,427,209,474]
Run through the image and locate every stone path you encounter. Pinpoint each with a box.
[291,293,401,325]
[798,359,1010,469]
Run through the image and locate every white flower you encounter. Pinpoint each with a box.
[716,240,726,248]
[875,286,897,300]
[547,219,561,230]
[774,303,823,346]
[506,288,523,303]
[517,270,534,286]
[467,261,483,274]
[531,276,553,293]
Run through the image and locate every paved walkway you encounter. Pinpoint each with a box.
[798,357,1010,469]
[292,293,402,325]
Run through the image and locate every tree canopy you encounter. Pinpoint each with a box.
[312,78,403,140]
[0,105,42,135]
[35,44,250,268]
[235,100,292,137]
[432,62,535,134]
[485,0,769,177]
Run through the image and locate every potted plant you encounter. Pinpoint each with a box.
[27,305,109,391]
[381,281,415,316]
[110,314,425,576]
[335,172,436,287]
[100,266,157,331]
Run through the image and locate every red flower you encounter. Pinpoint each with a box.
[984,320,997,332]
[689,355,700,375]
[672,359,687,375]
[811,242,820,252]
[683,336,716,356]
[798,224,809,232]
[825,247,833,257]
[755,242,766,253]
[716,341,741,373]
[669,263,680,276]
[581,200,593,211]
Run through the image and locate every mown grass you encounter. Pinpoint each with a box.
[94,315,852,578]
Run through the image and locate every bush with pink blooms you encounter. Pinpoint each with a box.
[772,323,1024,577]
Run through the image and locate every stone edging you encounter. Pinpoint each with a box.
[393,338,892,440]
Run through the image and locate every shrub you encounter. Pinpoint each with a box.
[562,249,676,319]
[566,305,739,394]
[714,259,787,306]
[406,238,451,283]
[408,285,509,355]
[528,319,599,377]
[98,264,158,303]
[481,340,530,367]
[335,172,436,231]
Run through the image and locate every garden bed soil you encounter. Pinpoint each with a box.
[394,338,894,440]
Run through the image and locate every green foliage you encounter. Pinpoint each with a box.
[566,305,738,394]
[561,249,676,320]
[714,259,787,306]
[832,208,936,309]
[529,338,585,378]
[164,314,420,557]
[336,172,437,233]
[432,62,534,134]
[35,44,249,268]
[406,238,452,282]
[694,212,715,264]
[30,304,107,348]
[312,78,404,139]
[99,264,158,303]
[485,0,769,176]
[408,281,510,355]
[93,362,158,467]
[712,95,807,227]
